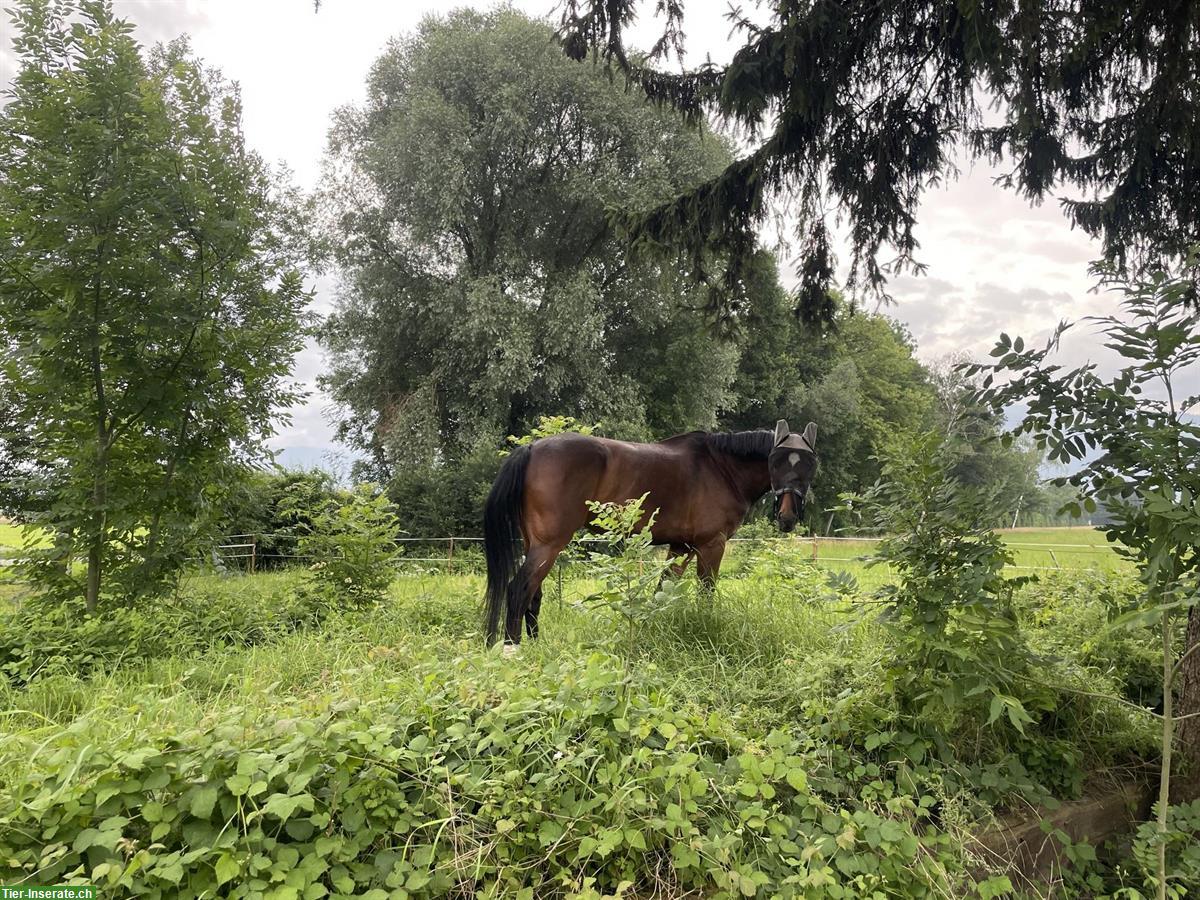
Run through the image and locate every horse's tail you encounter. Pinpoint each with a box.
[484,444,531,645]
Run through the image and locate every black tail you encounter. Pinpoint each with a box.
[484,445,531,645]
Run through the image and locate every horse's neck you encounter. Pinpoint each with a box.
[717,453,772,506]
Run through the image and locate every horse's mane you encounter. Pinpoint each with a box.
[703,430,776,460]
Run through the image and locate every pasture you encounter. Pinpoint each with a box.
[4,0,1200,893]
[0,528,1165,898]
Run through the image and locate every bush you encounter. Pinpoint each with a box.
[386,444,500,540]
[0,576,328,687]
[218,469,342,569]
[1017,570,1165,708]
[297,485,403,608]
[0,651,985,899]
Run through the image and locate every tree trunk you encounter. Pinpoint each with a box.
[1171,603,1200,804]
[85,528,102,612]
[85,445,108,613]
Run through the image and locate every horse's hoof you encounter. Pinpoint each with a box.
[502,643,519,658]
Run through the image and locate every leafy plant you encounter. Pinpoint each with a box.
[292,485,403,608]
[217,469,341,569]
[970,253,1200,897]
[503,415,599,455]
[580,495,686,672]
[842,431,1050,736]
[1107,801,1200,899]
[0,650,980,898]
[0,574,325,687]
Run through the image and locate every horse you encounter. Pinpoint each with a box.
[483,418,818,646]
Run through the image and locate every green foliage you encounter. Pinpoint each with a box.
[319,7,742,477]
[724,295,941,531]
[844,432,1050,737]
[0,553,1165,896]
[580,495,686,668]
[382,442,500,540]
[927,360,1047,528]
[293,486,402,608]
[0,649,987,898]
[1018,571,1164,709]
[0,574,326,687]
[972,254,1200,895]
[0,1,312,609]
[1109,801,1200,899]
[560,0,1198,322]
[217,469,341,568]
[503,416,599,455]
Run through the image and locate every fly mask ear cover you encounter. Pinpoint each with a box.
[774,419,790,447]
[773,419,816,454]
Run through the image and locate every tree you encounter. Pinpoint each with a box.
[0,1,311,608]
[971,253,1200,863]
[318,8,753,477]
[559,0,1200,322]
[927,357,1044,528]
[0,367,54,519]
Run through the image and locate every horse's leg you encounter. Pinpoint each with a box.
[659,543,694,588]
[525,587,542,639]
[509,541,564,644]
[695,536,728,592]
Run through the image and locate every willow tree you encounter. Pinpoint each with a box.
[319,8,764,477]
[559,0,1200,322]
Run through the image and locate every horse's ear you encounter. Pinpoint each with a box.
[803,421,818,448]
[774,420,789,446]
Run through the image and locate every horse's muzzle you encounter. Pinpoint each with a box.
[773,488,804,533]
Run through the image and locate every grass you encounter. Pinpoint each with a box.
[0,551,1143,763]
[0,544,1166,897]
[0,520,49,552]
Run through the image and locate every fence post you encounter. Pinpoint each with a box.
[811,538,819,562]
[448,537,455,576]
[249,536,256,575]
[557,563,563,607]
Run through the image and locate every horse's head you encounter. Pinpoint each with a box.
[768,419,817,533]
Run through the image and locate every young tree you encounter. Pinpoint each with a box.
[559,0,1200,322]
[0,1,311,608]
[970,254,1200,885]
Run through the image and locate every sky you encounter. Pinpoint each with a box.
[0,0,1129,469]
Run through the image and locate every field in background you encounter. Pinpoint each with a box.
[0,524,1124,591]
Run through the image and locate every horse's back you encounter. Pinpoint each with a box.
[521,432,703,544]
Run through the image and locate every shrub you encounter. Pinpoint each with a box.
[0,651,983,899]
[218,468,342,569]
[844,432,1053,736]
[580,495,686,670]
[0,576,327,687]
[296,485,402,608]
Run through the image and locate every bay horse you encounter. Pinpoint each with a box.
[483,419,818,645]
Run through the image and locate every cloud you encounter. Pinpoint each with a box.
[112,0,210,47]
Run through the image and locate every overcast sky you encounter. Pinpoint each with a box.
[0,0,1124,464]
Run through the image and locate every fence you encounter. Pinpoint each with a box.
[0,531,1125,579]
[198,532,1125,577]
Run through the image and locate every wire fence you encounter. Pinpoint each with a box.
[0,529,1126,580]
[189,531,1125,577]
